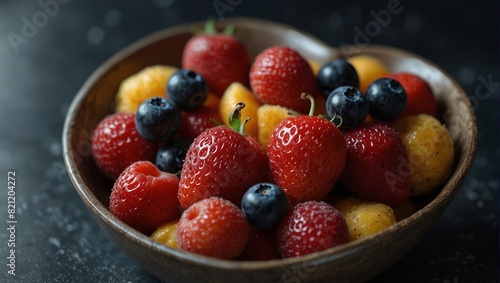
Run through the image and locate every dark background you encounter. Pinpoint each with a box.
[0,0,498,282]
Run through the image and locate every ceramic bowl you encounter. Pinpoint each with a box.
[62,17,477,283]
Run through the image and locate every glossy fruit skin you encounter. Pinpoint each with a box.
[241,183,288,229]
[277,201,349,258]
[109,161,181,235]
[135,97,181,142]
[151,218,180,249]
[178,106,221,140]
[219,82,260,139]
[268,116,347,203]
[176,197,249,259]
[326,86,369,131]
[115,65,177,113]
[155,138,192,174]
[250,46,320,114]
[334,197,397,241]
[91,112,157,180]
[256,104,292,151]
[166,69,208,111]
[182,34,251,96]
[178,126,269,209]
[348,55,389,93]
[387,72,439,118]
[341,122,411,206]
[392,114,454,196]
[366,78,407,121]
[317,59,359,98]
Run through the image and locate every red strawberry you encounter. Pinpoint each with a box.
[277,201,349,258]
[250,46,320,114]
[109,161,181,235]
[182,22,251,96]
[267,95,347,203]
[176,197,249,259]
[91,112,157,180]
[178,104,269,209]
[237,226,281,260]
[386,73,439,118]
[341,122,411,206]
[178,106,222,140]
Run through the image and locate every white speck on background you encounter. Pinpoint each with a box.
[49,236,61,248]
[87,27,105,45]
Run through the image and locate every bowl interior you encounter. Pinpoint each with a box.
[62,17,477,283]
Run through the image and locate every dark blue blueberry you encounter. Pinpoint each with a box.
[326,86,368,131]
[317,59,359,98]
[155,138,192,174]
[366,78,407,121]
[241,183,288,229]
[167,69,208,111]
[135,97,181,142]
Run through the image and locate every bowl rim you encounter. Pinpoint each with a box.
[62,17,478,271]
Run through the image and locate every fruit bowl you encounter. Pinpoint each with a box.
[62,17,477,283]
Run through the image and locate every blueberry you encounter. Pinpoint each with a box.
[317,59,359,98]
[135,97,181,142]
[326,86,368,131]
[155,138,192,174]
[366,78,407,121]
[167,69,208,111]
[241,183,288,229]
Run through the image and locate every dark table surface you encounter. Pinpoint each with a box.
[1,1,498,282]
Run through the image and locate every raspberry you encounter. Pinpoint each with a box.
[91,112,157,180]
[110,161,181,235]
[176,197,249,259]
[237,226,281,260]
[277,201,349,258]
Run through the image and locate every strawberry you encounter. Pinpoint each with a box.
[386,72,439,118]
[277,201,349,258]
[91,112,157,180]
[341,122,411,206]
[109,161,181,235]
[267,94,347,203]
[176,197,249,259]
[178,106,222,140]
[178,103,269,209]
[250,46,320,114]
[182,21,251,96]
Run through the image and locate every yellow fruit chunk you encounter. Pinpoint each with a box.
[393,114,455,196]
[348,55,389,93]
[115,65,177,113]
[219,82,260,139]
[257,104,292,151]
[151,218,179,249]
[334,197,397,241]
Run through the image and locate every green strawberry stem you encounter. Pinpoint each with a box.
[228,102,250,135]
[300,93,316,116]
[301,92,344,128]
[192,17,235,36]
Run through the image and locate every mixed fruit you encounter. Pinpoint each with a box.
[90,21,455,260]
